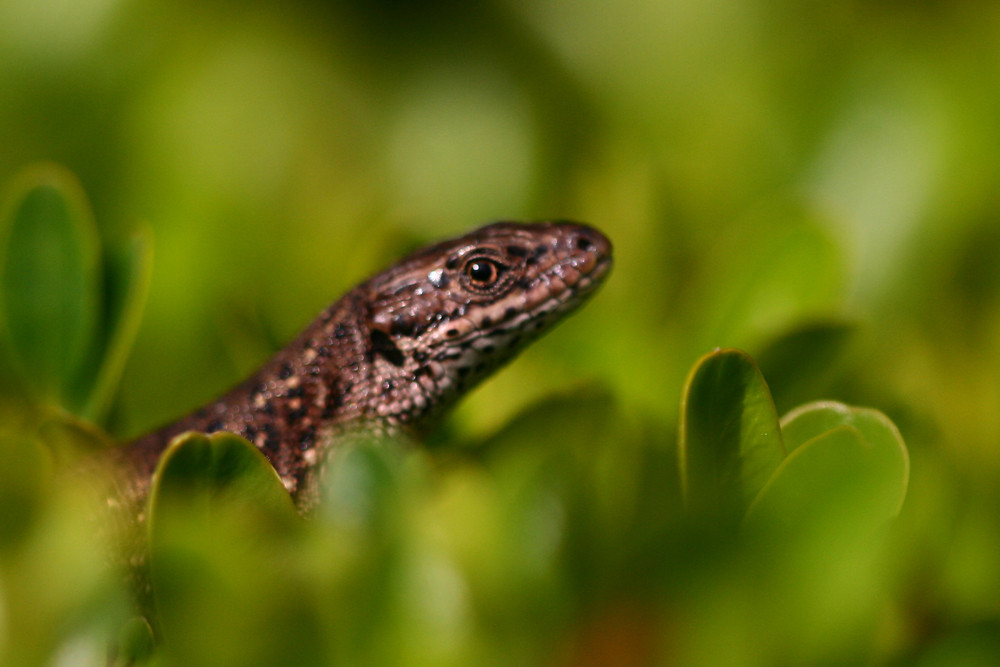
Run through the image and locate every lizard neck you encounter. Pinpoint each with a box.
[124,291,383,495]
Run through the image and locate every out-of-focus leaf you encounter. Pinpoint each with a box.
[321,435,412,534]
[114,617,155,667]
[0,164,101,410]
[148,430,298,538]
[679,349,785,513]
[745,401,909,528]
[755,320,856,413]
[0,434,126,667]
[700,203,845,350]
[84,224,154,425]
[0,432,50,551]
[147,431,316,666]
[784,401,909,516]
[37,413,116,462]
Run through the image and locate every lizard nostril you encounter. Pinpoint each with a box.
[554,222,612,260]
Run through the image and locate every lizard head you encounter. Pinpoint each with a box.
[359,221,613,431]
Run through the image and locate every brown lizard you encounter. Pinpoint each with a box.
[116,221,612,511]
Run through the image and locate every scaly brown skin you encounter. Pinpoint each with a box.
[118,221,612,512]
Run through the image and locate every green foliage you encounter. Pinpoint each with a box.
[0,164,152,425]
[3,1,1000,661]
[0,165,101,410]
[678,348,908,531]
[679,348,785,513]
[111,352,906,665]
[0,427,126,667]
[147,433,312,666]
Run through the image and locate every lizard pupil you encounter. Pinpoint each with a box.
[466,259,499,286]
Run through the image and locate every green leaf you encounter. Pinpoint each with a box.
[745,401,909,529]
[84,224,154,425]
[321,437,410,533]
[0,164,101,410]
[148,431,298,531]
[147,432,316,664]
[114,617,156,667]
[679,349,785,513]
[0,431,51,551]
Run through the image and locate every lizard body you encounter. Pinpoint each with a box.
[118,221,612,509]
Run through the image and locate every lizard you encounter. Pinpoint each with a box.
[115,220,613,512]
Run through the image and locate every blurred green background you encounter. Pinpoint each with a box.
[3,0,1000,664]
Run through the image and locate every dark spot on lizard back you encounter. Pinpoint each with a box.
[322,382,347,419]
[279,363,293,380]
[369,329,406,367]
[391,315,416,337]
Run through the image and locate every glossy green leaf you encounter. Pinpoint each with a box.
[679,349,785,513]
[781,401,908,514]
[745,401,909,529]
[782,400,907,465]
[0,164,101,409]
[84,224,154,425]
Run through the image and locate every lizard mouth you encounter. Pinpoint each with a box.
[511,223,613,323]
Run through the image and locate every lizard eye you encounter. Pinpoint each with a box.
[462,257,506,291]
